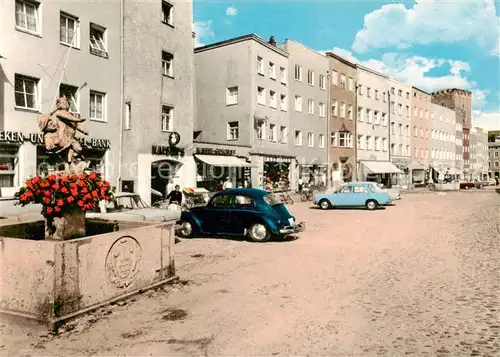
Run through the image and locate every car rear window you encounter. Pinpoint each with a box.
[263,193,282,206]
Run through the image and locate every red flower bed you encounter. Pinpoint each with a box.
[15,172,113,217]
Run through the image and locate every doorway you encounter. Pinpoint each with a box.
[150,160,179,205]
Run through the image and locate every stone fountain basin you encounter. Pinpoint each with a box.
[0,217,176,328]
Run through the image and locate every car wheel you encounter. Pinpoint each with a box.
[178,221,194,238]
[366,200,378,210]
[248,223,271,243]
[300,193,308,202]
[319,199,331,210]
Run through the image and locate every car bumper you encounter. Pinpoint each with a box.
[279,221,305,234]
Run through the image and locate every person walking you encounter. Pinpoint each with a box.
[298,177,304,193]
[223,177,233,190]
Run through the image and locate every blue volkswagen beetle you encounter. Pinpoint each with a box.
[176,188,305,242]
[313,182,392,210]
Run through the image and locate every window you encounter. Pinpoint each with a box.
[374,110,380,124]
[358,107,364,122]
[234,195,254,208]
[413,106,417,116]
[331,70,338,85]
[319,134,325,148]
[269,124,277,141]
[391,101,395,114]
[307,70,314,85]
[0,145,18,187]
[280,94,287,111]
[339,132,351,148]
[319,74,326,89]
[398,144,402,155]
[405,145,410,156]
[398,123,402,135]
[124,102,131,130]
[294,95,302,111]
[319,102,326,118]
[331,132,337,147]
[420,109,423,118]
[294,65,302,81]
[295,130,302,146]
[405,125,410,136]
[331,100,338,116]
[280,126,288,143]
[161,105,173,131]
[226,86,238,105]
[398,89,402,97]
[308,132,314,147]
[257,56,264,75]
[390,122,395,134]
[89,91,105,121]
[390,87,395,95]
[280,67,287,84]
[366,109,372,123]
[375,137,381,151]
[59,83,79,113]
[269,90,277,108]
[162,1,173,25]
[405,105,410,117]
[367,87,371,98]
[347,104,353,120]
[414,147,418,157]
[308,99,314,114]
[406,92,410,99]
[358,135,364,150]
[162,51,174,77]
[14,74,38,109]
[269,62,276,79]
[348,77,354,91]
[227,121,239,140]
[256,121,265,140]
[358,85,364,95]
[413,126,417,137]
[383,92,387,102]
[89,23,107,58]
[60,12,79,47]
[390,143,395,155]
[340,102,346,118]
[257,87,266,105]
[367,136,373,150]
[382,138,388,151]
[381,112,387,126]
[340,74,346,89]
[15,0,39,33]
[212,195,233,208]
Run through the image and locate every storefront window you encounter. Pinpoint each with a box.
[0,144,18,188]
[263,162,290,191]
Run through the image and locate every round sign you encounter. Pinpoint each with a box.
[168,132,181,147]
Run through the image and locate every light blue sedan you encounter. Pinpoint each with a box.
[313,182,392,210]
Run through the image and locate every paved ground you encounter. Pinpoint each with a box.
[2,190,499,356]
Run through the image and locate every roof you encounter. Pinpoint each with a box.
[194,34,289,57]
[325,52,357,68]
[215,188,270,198]
[412,86,431,95]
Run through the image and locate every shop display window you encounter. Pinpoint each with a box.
[0,145,19,188]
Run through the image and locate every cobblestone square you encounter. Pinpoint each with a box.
[2,191,499,356]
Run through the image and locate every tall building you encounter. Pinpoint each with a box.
[410,87,431,185]
[429,103,459,181]
[388,78,412,186]
[194,34,293,190]
[356,65,400,185]
[0,0,121,196]
[122,0,195,204]
[470,127,488,181]
[488,135,500,178]
[431,88,472,176]
[325,52,357,186]
[280,39,328,187]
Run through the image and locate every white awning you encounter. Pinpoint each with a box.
[195,155,252,167]
[362,161,403,174]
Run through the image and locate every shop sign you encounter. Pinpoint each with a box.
[391,158,410,167]
[196,147,235,156]
[0,130,111,149]
[152,145,185,157]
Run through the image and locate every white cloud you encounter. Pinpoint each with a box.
[353,0,500,56]
[225,6,237,16]
[472,89,489,109]
[473,110,500,130]
[193,20,214,47]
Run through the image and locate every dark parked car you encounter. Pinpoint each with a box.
[176,188,305,242]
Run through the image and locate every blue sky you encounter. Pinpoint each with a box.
[193,0,500,130]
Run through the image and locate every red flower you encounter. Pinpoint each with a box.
[89,172,97,180]
[81,187,88,194]
[61,187,69,195]
[77,200,84,207]
[69,183,77,189]
[91,190,99,198]
[46,207,53,215]
[52,183,60,191]
[57,199,64,207]
[79,174,86,180]
[70,189,78,196]
[67,196,75,203]
[54,206,61,213]
[48,175,56,182]
[43,190,52,197]
[43,197,50,204]
[77,180,85,187]
[26,180,33,189]
[32,176,40,184]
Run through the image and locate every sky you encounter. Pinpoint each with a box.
[193,0,500,130]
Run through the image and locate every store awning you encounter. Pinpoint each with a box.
[362,161,402,174]
[195,155,252,167]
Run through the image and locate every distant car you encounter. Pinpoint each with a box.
[459,181,476,190]
[313,182,392,210]
[86,192,181,222]
[176,188,305,242]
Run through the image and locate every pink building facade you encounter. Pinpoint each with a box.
[410,87,431,185]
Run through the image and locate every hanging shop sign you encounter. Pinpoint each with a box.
[196,147,235,156]
[0,130,111,149]
[168,132,181,147]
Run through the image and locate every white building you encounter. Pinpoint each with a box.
[470,127,488,181]
[356,65,400,185]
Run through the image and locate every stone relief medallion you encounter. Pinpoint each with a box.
[105,236,142,289]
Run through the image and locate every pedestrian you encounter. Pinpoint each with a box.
[223,177,233,190]
[166,184,182,211]
[298,177,304,193]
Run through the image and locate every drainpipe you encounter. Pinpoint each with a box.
[353,81,358,181]
[326,70,330,187]
[117,0,125,190]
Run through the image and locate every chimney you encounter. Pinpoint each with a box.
[269,36,277,46]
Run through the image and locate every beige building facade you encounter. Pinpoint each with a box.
[410,87,431,185]
[470,127,488,180]
[0,0,121,196]
[326,52,357,186]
